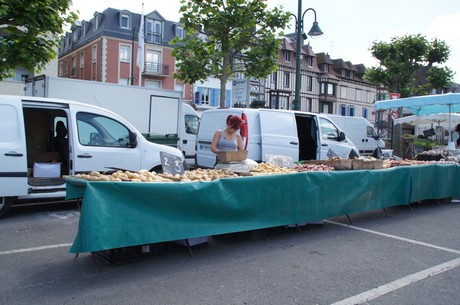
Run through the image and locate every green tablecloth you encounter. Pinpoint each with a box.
[67,164,460,253]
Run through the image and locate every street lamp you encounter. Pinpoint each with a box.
[292,1,323,110]
[130,25,139,85]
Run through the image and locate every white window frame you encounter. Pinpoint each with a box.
[283,72,290,87]
[175,83,185,98]
[92,45,97,63]
[285,51,291,62]
[120,13,130,29]
[175,25,184,39]
[307,76,313,91]
[201,88,211,105]
[80,52,84,68]
[118,78,129,85]
[119,44,131,62]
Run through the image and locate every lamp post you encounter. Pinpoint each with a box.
[292,1,323,110]
[130,25,139,85]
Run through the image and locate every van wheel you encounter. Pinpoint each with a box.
[0,197,13,218]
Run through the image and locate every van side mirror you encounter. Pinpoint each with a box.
[338,131,346,141]
[129,132,137,148]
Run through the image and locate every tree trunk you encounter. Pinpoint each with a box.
[220,52,230,108]
[220,75,228,108]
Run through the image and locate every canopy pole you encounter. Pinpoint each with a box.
[447,104,455,150]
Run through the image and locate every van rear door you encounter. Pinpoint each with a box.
[196,109,242,168]
[259,109,298,161]
[0,97,28,196]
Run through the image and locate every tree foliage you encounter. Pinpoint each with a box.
[364,34,454,98]
[0,0,77,80]
[171,0,291,107]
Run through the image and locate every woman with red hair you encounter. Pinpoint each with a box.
[211,115,244,153]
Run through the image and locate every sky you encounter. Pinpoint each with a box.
[70,0,460,83]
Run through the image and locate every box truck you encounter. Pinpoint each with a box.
[0,95,185,217]
[327,115,384,156]
[25,75,200,164]
[196,108,359,168]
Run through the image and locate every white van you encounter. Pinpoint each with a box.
[196,108,359,168]
[0,95,185,217]
[327,115,384,156]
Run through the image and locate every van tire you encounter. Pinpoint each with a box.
[0,197,13,218]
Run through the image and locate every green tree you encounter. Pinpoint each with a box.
[365,34,454,158]
[0,0,77,80]
[364,34,454,98]
[171,0,290,108]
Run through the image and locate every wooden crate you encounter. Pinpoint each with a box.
[326,159,353,170]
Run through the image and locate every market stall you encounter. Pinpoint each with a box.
[375,93,460,149]
[68,163,460,254]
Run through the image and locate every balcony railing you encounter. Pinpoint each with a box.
[143,62,170,77]
[145,32,162,44]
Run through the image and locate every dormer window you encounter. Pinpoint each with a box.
[285,51,291,62]
[323,64,329,73]
[94,12,102,30]
[120,12,131,29]
[81,22,87,37]
[306,56,313,66]
[146,19,162,44]
[175,25,184,39]
[341,69,346,77]
[73,29,79,42]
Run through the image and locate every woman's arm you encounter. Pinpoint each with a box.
[236,133,243,150]
[210,130,222,153]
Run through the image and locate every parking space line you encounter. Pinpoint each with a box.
[325,220,460,255]
[330,257,460,305]
[0,243,72,256]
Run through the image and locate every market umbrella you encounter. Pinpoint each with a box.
[375,93,460,148]
[393,113,460,126]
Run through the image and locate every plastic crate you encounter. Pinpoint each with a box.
[93,243,168,265]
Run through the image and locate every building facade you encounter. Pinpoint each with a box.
[58,7,383,124]
[265,36,383,124]
[58,8,192,101]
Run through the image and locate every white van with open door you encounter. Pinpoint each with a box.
[0,95,185,217]
[196,108,359,168]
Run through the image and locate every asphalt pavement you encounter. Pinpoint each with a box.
[1,198,459,305]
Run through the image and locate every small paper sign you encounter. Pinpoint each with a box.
[160,152,185,175]
[265,154,294,168]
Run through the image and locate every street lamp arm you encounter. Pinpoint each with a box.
[301,8,318,26]
[290,13,298,25]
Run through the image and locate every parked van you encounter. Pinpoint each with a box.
[327,115,384,156]
[0,95,185,217]
[196,108,359,168]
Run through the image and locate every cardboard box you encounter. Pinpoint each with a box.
[216,150,248,162]
[33,162,61,178]
[327,159,353,170]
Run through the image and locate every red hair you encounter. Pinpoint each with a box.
[226,115,243,129]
